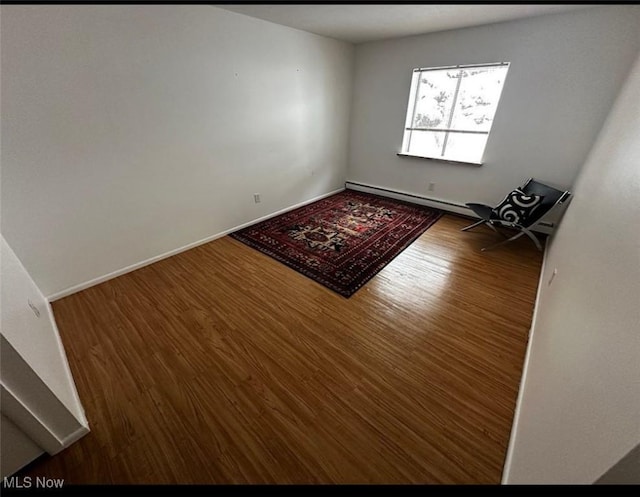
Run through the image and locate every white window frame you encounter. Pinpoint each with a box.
[399,62,510,165]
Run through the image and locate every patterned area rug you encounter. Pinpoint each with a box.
[230,190,442,297]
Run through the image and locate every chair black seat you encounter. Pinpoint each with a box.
[465,202,495,221]
[461,178,571,251]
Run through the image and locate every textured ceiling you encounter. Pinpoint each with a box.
[214,5,595,44]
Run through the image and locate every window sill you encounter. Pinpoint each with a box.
[396,153,483,166]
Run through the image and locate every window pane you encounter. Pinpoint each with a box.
[443,132,488,163]
[405,130,445,158]
[451,66,508,132]
[404,72,421,128]
[412,69,460,130]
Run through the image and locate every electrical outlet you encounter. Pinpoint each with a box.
[253,193,261,204]
[428,182,435,192]
[28,299,41,318]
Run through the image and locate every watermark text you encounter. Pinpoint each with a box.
[3,476,64,489]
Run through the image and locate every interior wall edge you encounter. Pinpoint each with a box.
[46,302,88,427]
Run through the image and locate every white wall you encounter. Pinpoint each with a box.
[1,236,85,423]
[503,50,640,484]
[0,5,354,297]
[347,6,640,208]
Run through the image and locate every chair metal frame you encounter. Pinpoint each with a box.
[461,177,572,251]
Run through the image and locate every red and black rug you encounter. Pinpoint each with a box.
[229,190,442,297]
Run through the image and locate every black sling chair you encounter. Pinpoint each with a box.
[461,178,571,251]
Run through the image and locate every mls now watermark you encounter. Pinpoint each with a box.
[3,476,64,489]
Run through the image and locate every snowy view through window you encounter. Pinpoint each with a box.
[401,63,509,164]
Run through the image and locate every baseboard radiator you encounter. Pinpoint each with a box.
[344,181,553,234]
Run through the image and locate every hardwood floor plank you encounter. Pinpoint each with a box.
[21,214,543,483]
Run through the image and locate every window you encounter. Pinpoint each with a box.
[400,62,510,164]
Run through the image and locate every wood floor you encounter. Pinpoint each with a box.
[22,214,543,484]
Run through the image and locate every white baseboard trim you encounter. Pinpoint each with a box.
[501,240,551,484]
[345,180,553,235]
[47,188,345,302]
